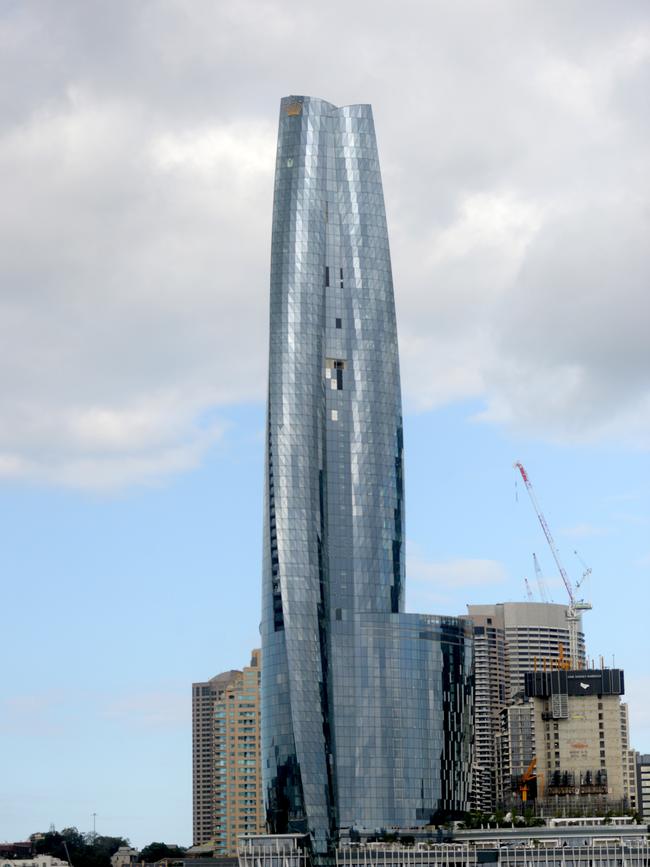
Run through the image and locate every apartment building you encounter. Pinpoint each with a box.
[192,649,263,852]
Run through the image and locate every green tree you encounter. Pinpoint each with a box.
[139,843,186,863]
[31,828,129,867]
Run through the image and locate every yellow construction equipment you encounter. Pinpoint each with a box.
[519,757,537,803]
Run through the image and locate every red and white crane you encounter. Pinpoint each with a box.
[514,461,592,665]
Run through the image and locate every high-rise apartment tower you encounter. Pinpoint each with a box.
[192,650,264,853]
[193,668,240,845]
[261,96,473,856]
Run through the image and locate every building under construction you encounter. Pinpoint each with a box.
[522,666,637,815]
[465,601,586,812]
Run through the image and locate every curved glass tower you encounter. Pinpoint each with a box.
[261,96,472,855]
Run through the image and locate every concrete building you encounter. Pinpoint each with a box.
[110,847,139,867]
[525,668,634,813]
[193,667,240,844]
[0,844,32,860]
[213,649,264,854]
[620,703,638,812]
[192,650,264,852]
[2,859,69,867]
[466,602,585,811]
[469,608,506,812]
[636,753,650,819]
[496,697,536,806]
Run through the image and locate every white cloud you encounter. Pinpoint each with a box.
[0,0,648,488]
[406,547,508,611]
[101,690,187,729]
[409,554,509,588]
[151,123,274,178]
[0,688,187,735]
[0,692,67,736]
[559,523,611,539]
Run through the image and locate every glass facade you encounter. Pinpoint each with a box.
[261,96,473,855]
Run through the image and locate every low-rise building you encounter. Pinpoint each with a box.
[1,857,69,867]
[110,847,139,867]
[637,753,650,820]
[0,844,32,860]
[240,827,650,867]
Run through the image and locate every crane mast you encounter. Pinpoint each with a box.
[514,461,591,666]
[524,577,534,601]
[533,552,550,603]
[515,462,575,604]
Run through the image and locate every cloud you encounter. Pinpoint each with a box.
[559,523,611,539]
[406,546,508,611]
[0,81,269,488]
[0,0,648,488]
[101,691,187,730]
[625,675,650,749]
[0,692,68,736]
[409,554,509,588]
[0,688,187,735]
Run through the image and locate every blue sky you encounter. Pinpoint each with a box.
[2,401,648,846]
[1,0,649,850]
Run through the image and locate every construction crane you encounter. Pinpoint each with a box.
[574,549,592,593]
[519,757,537,803]
[524,577,535,601]
[514,461,592,666]
[533,552,551,603]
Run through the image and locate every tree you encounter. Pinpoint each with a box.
[138,843,186,863]
[31,828,129,867]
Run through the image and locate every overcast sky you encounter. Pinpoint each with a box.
[1,0,649,849]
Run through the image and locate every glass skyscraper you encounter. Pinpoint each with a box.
[261,96,473,856]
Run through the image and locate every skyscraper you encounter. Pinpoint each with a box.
[261,96,473,856]
[193,668,240,845]
[192,650,264,853]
